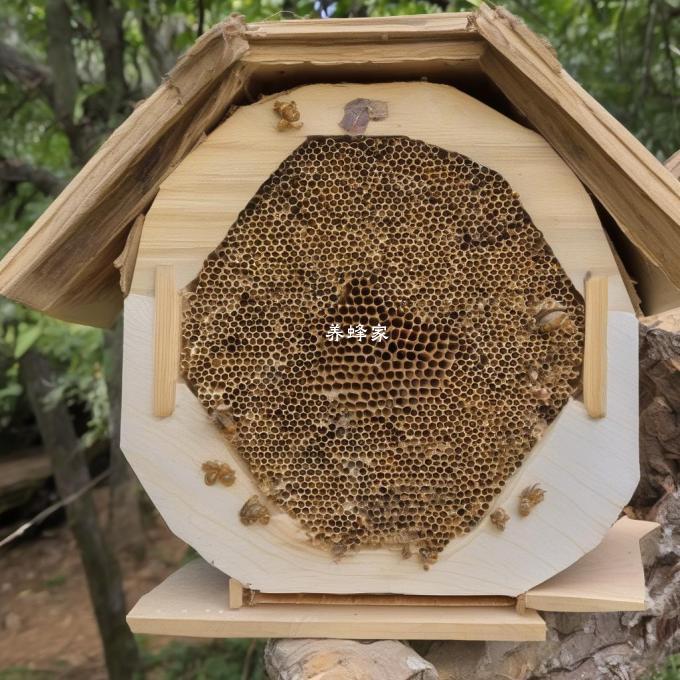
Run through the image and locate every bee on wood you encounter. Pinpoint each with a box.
[239,495,271,526]
[201,461,236,487]
[519,484,546,516]
[419,547,438,571]
[490,508,510,531]
[330,542,348,561]
[273,100,303,131]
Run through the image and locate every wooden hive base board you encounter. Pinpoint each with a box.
[126,558,546,641]
[525,516,658,612]
[126,518,657,641]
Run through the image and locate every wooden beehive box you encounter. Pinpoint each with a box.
[1,7,678,641]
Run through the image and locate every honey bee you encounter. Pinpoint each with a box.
[201,461,236,487]
[519,484,546,516]
[239,496,271,526]
[273,100,303,131]
[490,508,510,530]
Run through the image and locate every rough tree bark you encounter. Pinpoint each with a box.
[265,320,680,680]
[20,350,139,680]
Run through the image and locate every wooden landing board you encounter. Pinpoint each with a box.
[127,518,654,641]
[127,559,546,641]
[525,517,658,612]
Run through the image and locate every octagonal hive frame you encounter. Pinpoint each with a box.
[121,82,639,595]
[180,135,586,566]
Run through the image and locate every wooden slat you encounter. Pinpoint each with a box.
[245,591,515,608]
[583,275,608,419]
[153,266,181,417]
[525,517,658,612]
[242,39,484,65]
[245,13,475,42]
[633,150,680,316]
[113,213,145,295]
[515,593,527,615]
[228,578,244,609]
[0,17,249,327]
[475,5,680,292]
[127,559,546,641]
[666,149,680,179]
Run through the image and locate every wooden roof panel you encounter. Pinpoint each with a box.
[0,6,678,325]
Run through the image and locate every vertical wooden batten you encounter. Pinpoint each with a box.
[153,265,181,417]
[229,578,244,609]
[583,275,608,418]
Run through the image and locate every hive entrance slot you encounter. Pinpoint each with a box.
[181,136,585,566]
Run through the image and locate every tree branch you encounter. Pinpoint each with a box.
[0,42,53,98]
[140,13,183,84]
[20,350,139,679]
[0,158,66,196]
[88,0,128,116]
[197,0,205,37]
[45,0,88,164]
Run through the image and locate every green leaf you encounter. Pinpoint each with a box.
[14,322,43,359]
[0,383,23,399]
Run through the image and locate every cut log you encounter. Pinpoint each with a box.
[265,639,439,680]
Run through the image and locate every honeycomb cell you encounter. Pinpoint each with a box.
[181,136,585,566]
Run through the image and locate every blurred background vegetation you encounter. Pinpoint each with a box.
[0,0,677,678]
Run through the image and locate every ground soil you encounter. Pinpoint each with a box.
[0,486,190,678]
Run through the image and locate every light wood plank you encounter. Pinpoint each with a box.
[245,13,474,41]
[242,40,484,65]
[634,152,680,315]
[584,275,609,418]
[228,578,244,609]
[127,559,546,641]
[113,213,145,295]
[515,593,527,615]
[525,517,658,612]
[246,592,515,608]
[131,82,634,315]
[153,266,181,417]
[122,295,639,596]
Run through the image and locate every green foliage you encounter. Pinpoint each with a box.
[0,670,55,680]
[497,0,678,159]
[136,637,265,680]
[650,655,680,680]
[42,573,67,589]
[0,298,107,447]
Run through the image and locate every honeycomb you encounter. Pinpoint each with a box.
[181,136,585,566]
